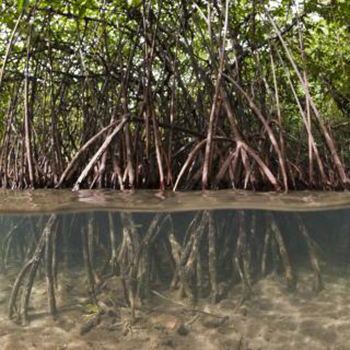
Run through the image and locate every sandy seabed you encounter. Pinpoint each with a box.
[1,266,350,350]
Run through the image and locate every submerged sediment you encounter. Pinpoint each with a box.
[0,208,349,349]
[1,266,350,350]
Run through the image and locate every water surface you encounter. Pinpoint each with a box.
[0,189,349,213]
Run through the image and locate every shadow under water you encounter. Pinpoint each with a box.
[0,197,350,349]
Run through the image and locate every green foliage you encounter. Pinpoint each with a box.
[127,0,142,7]
[17,0,30,12]
[0,0,349,190]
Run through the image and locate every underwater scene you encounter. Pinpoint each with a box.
[1,201,350,350]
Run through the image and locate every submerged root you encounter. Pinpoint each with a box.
[208,211,219,303]
[233,211,252,304]
[169,232,182,290]
[136,213,165,301]
[8,214,58,324]
[2,219,25,273]
[4,209,334,329]
[45,221,57,318]
[179,212,208,303]
[261,229,270,276]
[270,213,296,291]
[296,214,324,293]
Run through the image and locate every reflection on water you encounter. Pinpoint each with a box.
[0,206,350,349]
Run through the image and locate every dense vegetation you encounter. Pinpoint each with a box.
[0,0,349,191]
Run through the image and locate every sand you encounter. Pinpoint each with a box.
[1,266,350,350]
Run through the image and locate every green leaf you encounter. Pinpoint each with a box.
[78,6,87,18]
[17,0,29,12]
[128,0,142,7]
[85,303,99,314]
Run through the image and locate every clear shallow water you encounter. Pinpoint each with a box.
[0,191,350,350]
